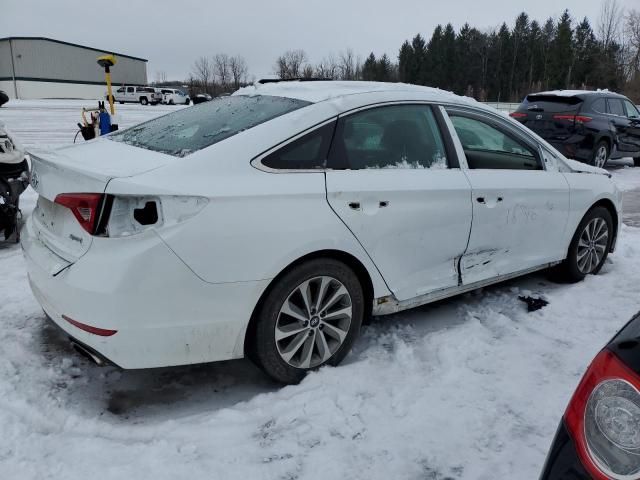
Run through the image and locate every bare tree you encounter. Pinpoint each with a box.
[192,56,213,94]
[302,64,315,78]
[314,54,339,79]
[154,70,168,85]
[598,0,623,50]
[274,49,308,79]
[338,49,356,80]
[625,9,640,77]
[229,55,248,90]
[214,53,231,90]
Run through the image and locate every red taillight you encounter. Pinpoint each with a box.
[54,193,103,234]
[62,315,117,336]
[553,114,592,124]
[565,349,640,479]
[509,112,527,118]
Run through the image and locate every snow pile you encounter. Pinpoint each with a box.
[1,100,640,479]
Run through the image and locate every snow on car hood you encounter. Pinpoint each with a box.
[563,158,610,176]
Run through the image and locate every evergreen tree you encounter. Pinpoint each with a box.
[398,40,413,83]
[362,53,377,81]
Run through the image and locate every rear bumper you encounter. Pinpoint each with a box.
[22,215,269,369]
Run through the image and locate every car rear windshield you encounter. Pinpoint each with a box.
[521,95,583,113]
[109,95,311,157]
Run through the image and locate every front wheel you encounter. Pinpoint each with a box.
[250,259,364,384]
[560,206,613,282]
[591,141,610,168]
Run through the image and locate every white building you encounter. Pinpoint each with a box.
[0,37,148,100]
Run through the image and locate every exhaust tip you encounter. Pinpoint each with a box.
[71,342,105,366]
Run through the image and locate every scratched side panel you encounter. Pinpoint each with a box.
[461,170,570,285]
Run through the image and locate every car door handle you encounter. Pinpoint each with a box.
[476,196,503,204]
[379,201,389,208]
[348,202,361,211]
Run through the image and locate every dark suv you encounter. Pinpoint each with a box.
[510,91,640,167]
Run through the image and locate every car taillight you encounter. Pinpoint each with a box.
[54,193,104,234]
[509,112,527,118]
[565,349,640,479]
[105,195,208,237]
[553,114,592,124]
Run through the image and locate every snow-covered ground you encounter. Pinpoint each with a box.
[2,100,640,479]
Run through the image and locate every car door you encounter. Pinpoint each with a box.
[325,104,473,302]
[607,98,640,155]
[126,86,135,102]
[621,99,640,155]
[444,107,570,285]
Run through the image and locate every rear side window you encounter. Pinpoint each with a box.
[608,99,625,116]
[524,95,582,113]
[328,105,448,170]
[591,98,607,114]
[262,122,335,170]
[110,95,311,157]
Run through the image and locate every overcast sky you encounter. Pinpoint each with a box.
[2,0,637,82]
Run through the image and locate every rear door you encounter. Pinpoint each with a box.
[444,107,570,285]
[325,104,472,302]
[126,86,135,102]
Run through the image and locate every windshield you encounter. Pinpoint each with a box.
[109,95,311,157]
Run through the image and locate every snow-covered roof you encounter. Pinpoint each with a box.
[234,80,477,106]
[530,89,621,97]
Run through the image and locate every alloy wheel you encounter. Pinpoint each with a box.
[275,276,352,369]
[576,217,609,274]
[594,146,608,168]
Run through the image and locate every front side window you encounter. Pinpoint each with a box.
[110,95,311,157]
[623,100,640,119]
[116,87,124,93]
[126,87,134,93]
[608,99,626,116]
[449,114,541,170]
[328,105,448,170]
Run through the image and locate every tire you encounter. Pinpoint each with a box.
[250,258,364,384]
[634,158,640,167]
[169,99,175,105]
[119,101,125,105]
[559,206,613,283]
[591,140,610,168]
[140,97,148,105]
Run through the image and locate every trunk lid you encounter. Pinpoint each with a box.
[28,139,173,263]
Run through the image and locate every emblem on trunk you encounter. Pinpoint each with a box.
[536,114,543,120]
[30,169,39,190]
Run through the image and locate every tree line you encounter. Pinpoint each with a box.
[182,0,640,102]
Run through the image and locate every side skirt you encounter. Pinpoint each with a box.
[372,261,562,316]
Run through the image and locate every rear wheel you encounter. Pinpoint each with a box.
[560,206,613,282]
[250,259,364,384]
[140,97,148,105]
[591,141,610,168]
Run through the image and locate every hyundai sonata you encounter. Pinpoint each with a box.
[22,81,622,383]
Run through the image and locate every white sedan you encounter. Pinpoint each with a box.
[22,81,622,384]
